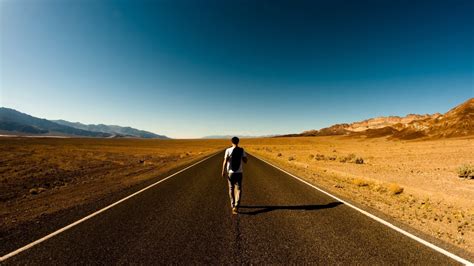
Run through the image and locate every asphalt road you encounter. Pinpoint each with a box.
[2,152,460,264]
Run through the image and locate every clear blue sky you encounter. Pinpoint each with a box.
[1,0,473,138]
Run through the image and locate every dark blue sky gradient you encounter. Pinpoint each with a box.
[1,0,473,137]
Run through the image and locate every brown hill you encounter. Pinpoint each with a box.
[351,126,399,138]
[300,124,350,136]
[412,98,472,138]
[289,98,474,139]
[347,114,436,132]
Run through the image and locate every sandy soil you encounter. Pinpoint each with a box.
[2,136,472,254]
[0,138,227,234]
[242,136,474,252]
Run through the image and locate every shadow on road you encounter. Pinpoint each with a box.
[237,202,342,215]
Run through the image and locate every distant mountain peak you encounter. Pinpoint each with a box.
[0,108,169,139]
[0,108,111,137]
[52,120,169,139]
[286,98,474,139]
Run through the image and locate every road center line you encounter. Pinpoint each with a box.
[0,151,222,262]
[251,154,473,265]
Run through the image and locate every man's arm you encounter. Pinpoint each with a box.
[242,150,248,163]
[222,157,228,177]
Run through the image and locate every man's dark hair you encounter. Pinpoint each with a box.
[231,136,239,145]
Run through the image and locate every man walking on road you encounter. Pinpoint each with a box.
[222,137,248,214]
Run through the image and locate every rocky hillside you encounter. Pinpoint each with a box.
[287,98,473,139]
[347,114,437,132]
[392,98,473,139]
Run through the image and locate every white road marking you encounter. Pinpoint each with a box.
[252,154,473,265]
[0,151,221,262]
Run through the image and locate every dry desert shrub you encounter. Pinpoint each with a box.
[457,164,474,179]
[277,153,283,157]
[315,154,325,160]
[352,178,369,187]
[388,183,404,195]
[373,184,387,193]
[29,187,47,195]
[288,156,295,161]
[337,153,364,164]
[312,153,338,161]
[179,153,189,159]
[339,153,357,163]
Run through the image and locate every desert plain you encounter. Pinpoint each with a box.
[243,136,474,252]
[0,137,227,239]
[1,135,473,255]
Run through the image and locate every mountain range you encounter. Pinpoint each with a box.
[2,98,472,140]
[202,135,276,139]
[52,120,168,139]
[0,108,169,139]
[284,98,473,140]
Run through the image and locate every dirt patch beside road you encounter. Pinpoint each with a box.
[0,137,227,235]
[242,136,474,253]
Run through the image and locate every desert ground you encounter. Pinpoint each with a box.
[1,136,473,255]
[0,138,227,236]
[242,136,474,252]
